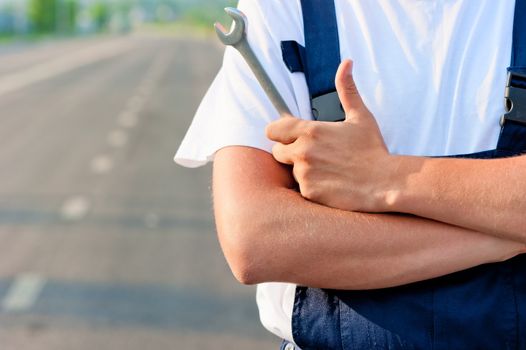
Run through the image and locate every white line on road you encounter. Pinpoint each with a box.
[138,83,153,97]
[0,39,135,98]
[60,196,91,221]
[144,213,160,229]
[118,111,139,128]
[2,274,46,312]
[90,155,114,174]
[114,51,173,130]
[95,51,173,181]
[127,95,145,113]
[107,129,128,147]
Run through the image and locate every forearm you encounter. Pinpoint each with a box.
[243,188,523,290]
[386,155,526,243]
[214,147,525,290]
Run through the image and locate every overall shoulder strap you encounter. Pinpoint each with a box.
[497,0,526,152]
[281,0,344,121]
[299,0,341,98]
[511,0,526,69]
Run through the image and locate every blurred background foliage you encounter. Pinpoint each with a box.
[0,0,238,40]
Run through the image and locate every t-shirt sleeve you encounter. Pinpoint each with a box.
[174,0,307,168]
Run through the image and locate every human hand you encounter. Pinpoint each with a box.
[266,59,398,212]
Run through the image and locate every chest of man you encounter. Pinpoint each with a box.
[334,0,514,156]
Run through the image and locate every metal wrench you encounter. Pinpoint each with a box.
[215,8,292,117]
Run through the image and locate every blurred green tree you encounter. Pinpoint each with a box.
[27,0,78,34]
[90,1,111,31]
[64,0,79,33]
[182,0,237,29]
[28,0,57,33]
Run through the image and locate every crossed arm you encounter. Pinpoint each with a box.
[212,60,526,290]
[213,147,524,290]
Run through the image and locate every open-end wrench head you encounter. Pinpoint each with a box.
[214,7,247,46]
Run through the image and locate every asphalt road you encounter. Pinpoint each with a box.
[0,33,279,349]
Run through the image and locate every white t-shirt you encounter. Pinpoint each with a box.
[175,0,515,343]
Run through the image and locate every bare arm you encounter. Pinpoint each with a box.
[384,154,526,243]
[213,146,525,290]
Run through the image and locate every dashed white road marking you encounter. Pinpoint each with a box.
[118,111,138,128]
[138,83,153,97]
[2,273,46,312]
[127,95,144,113]
[141,76,156,87]
[90,155,113,174]
[144,213,160,229]
[107,129,128,148]
[114,51,173,131]
[60,196,91,221]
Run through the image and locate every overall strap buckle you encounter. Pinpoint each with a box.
[501,71,526,126]
[311,92,345,122]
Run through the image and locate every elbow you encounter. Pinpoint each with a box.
[219,228,268,285]
[230,257,262,286]
[215,211,270,286]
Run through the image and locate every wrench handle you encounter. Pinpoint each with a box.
[235,40,292,118]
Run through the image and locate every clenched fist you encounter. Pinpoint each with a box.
[266,60,400,212]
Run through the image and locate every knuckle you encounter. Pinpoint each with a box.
[296,168,318,199]
[301,163,314,179]
[303,148,314,162]
[300,182,319,201]
[296,143,314,162]
[304,123,320,139]
[292,166,303,183]
[298,134,319,157]
[294,164,310,182]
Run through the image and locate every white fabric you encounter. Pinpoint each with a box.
[175,0,515,343]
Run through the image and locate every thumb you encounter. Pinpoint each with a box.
[335,59,366,119]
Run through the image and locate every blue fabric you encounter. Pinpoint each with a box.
[281,0,341,98]
[281,41,306,73]
[498,120,526,152]
[294,256,526,349]
[300,0,341,98]
[511,0,526,68]
[289,0,526,348]
[293,146,526,350]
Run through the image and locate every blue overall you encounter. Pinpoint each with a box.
[280,0,526,349]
